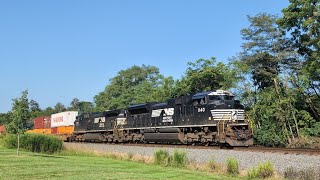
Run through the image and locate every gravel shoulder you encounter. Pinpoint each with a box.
[64,142,320,173]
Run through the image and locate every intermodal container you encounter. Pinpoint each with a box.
[43,117,51,129]
[33,116,51,129]
[27,129,44,134]
[0,125,6,134]
[51,111,78,127]
[42,128,51,134]
[57,126,74,135]
[51,127,58,134]
[34,117,45,129]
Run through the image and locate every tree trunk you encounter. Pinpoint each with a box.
[311,84,320,100]
[17,133,20,156]
[284,122,291,144]
[288,122,295,140]
[291,108,300,138]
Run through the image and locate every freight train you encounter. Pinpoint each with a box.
[73,90,253,147]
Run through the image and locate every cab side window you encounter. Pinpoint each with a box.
[193,97,206,105]
[209,95,222,101]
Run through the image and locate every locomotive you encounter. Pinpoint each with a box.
[73,90,253,147]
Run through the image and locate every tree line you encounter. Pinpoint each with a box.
[0,0,319,147]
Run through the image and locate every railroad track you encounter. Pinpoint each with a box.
[65,142,320,156]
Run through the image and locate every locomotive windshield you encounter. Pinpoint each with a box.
[209,95,234,101]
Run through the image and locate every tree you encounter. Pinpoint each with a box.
[29,99,41,112]
[278,0,319,73]
[0,112,11,125]
[94,65,164,110]
[278,0,320,120]
[174,57,237,96]
[237,13,291,90]
[69,98,80,111]
[42,107,56,116]
[29,99,42,124]
[78,101,95,113]
[6,90,30,155]
[152,76,176,102]
[54,102,66,113]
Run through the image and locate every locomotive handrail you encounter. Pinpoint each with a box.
[217,114,230,142]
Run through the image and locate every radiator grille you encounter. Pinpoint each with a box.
[210,109,245,121]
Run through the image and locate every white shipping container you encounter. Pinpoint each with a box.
[51,111,78,127]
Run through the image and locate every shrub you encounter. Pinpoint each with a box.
[154,149,171,166]
[284,167,320,180]
[257,161,274,178]
[227,157,239,176]
[247,161,274,179]
[154,149,187,167]
[3,133,63,154]
[247,167,258,179]
[172,150,187,167]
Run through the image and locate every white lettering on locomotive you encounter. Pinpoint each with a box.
[151,108,174,122]
[197,107,205,113]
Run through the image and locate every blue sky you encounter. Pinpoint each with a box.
[0,1,289,113]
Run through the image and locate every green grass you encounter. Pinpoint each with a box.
[0,147,241,180]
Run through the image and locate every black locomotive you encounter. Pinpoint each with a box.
[73,90,253,147]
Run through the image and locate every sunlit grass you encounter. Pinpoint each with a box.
[0,146,241,180]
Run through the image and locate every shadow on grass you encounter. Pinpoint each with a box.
[30,154,67,159]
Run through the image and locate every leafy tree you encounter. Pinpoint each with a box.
[0,112,11,125]
[6,90,30,155]
[69,98,80,111]
[54,102,66,113]
[278,0,320,120]
[95,65,163,110]
[29,99,41,112]
[29,99,43,124]
[174,57,237,96]
[236,13,291,90]
[233,12,319,146]
[78,101,94,113]
[278,0,319,80]
[42,107,56,116]
[152,76,176,102]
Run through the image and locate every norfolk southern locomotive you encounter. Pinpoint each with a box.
[73,90,253,147]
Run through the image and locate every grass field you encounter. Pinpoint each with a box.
[0,147,241,180]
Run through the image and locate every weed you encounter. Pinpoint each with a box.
[247,161,274,179]
[247,167,258,179]
[172,150,187,167]
[154,149,171,166]
[226,157,239,176]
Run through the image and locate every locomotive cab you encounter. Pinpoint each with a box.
[205,90,252,146]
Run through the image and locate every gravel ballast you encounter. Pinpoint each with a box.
[64,143,320,173]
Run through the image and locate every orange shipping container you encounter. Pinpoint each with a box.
[51,127,58,134]
[57,126,74,135]
[42,128,51,134]
[27,129,43,134]
[27,128,51,134]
